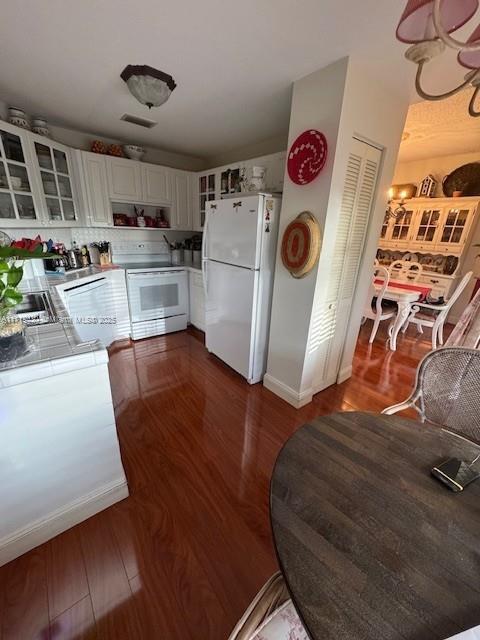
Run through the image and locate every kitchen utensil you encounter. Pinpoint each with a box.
[183,249,192,266]
[171,249,183,265]
[66,248,81,269]
[123,145,145,161]
[192,249,201,268]
[163,235,174,249]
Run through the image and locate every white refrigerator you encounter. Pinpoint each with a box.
[202,193,281,384]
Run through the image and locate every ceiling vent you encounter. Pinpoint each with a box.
[120,113,157,128]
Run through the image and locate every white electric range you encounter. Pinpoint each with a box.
[113,242,188,340]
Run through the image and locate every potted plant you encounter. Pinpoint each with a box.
[0,243,52,362]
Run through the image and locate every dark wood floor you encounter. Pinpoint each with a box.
[0,321,442,639]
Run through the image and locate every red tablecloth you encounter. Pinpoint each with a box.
[375,278,431,301]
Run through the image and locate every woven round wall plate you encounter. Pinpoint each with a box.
[287,129,328,185]
[281,211,321,278]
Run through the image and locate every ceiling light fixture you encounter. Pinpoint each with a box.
[385,188,407,220]
[396,0,480,116]
[120,65,176,109]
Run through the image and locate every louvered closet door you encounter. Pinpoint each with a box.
[313,137,382,391]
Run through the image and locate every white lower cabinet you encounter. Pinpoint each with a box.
[189,270,205,331]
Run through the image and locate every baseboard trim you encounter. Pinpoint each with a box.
[337,365,353,384]
[0,478,129,567]
[263,373,312,408]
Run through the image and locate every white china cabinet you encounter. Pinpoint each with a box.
[379,198,478,256]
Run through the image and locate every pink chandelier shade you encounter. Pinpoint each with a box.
[458,24,480,67]
[396,0,479,44]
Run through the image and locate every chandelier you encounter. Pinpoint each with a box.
[120,65,176,109]
[385,188,407,220]
[396,0,480,116]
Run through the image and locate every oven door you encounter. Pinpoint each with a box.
[127,270,188,323]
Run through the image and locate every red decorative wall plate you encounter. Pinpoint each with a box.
[287,130,328,185]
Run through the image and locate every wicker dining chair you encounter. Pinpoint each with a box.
[382,347,480,444]
[227,572,308,640]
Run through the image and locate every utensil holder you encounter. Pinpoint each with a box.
[171,249,183,265]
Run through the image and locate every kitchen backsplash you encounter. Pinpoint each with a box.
[3,226,198,248]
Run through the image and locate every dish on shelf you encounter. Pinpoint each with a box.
[113,213,128,226]
[91,140,108,154]
[123,145,145,161]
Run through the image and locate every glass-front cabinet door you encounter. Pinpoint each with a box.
[33,139,78,224]
[0,125,42,226]
[436,207,472,252]
[389,208,415,246]
[198,172,216,229]
[411,207,441,247]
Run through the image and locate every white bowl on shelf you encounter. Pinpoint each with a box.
[123,145,145,161]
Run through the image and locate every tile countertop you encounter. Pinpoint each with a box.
[0,266,114,387]
[0,263,202,386]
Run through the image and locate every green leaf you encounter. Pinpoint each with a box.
[0,261,9,273]
[7,266,23,288]
[2,288,22,306]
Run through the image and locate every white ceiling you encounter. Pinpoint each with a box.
[0,0,475,159]
[398,88,480,163]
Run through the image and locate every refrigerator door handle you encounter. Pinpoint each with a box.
[202,214,209,295]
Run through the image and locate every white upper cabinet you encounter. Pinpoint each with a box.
[171,170,191,229]
[31,136,80,226]
[106,156,142,202]
[0,123,43,227]
[142,164,171,203]
[80,151,112,227]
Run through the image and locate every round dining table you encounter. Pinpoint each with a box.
[270,412,480,640]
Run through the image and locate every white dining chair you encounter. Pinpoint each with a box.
[389,259,423,282]
[363,265,396,344]
[402,271,473,349]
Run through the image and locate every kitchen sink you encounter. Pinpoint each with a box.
[15,291,55,325]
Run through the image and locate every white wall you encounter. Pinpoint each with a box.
[265,57,408,407]
[0,98,206,171]
[394,150,480,197]
[335,60,409,382]
[205,134,288,169]
[265,58,349,406]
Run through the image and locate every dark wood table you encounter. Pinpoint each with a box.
[270,412,480,640]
